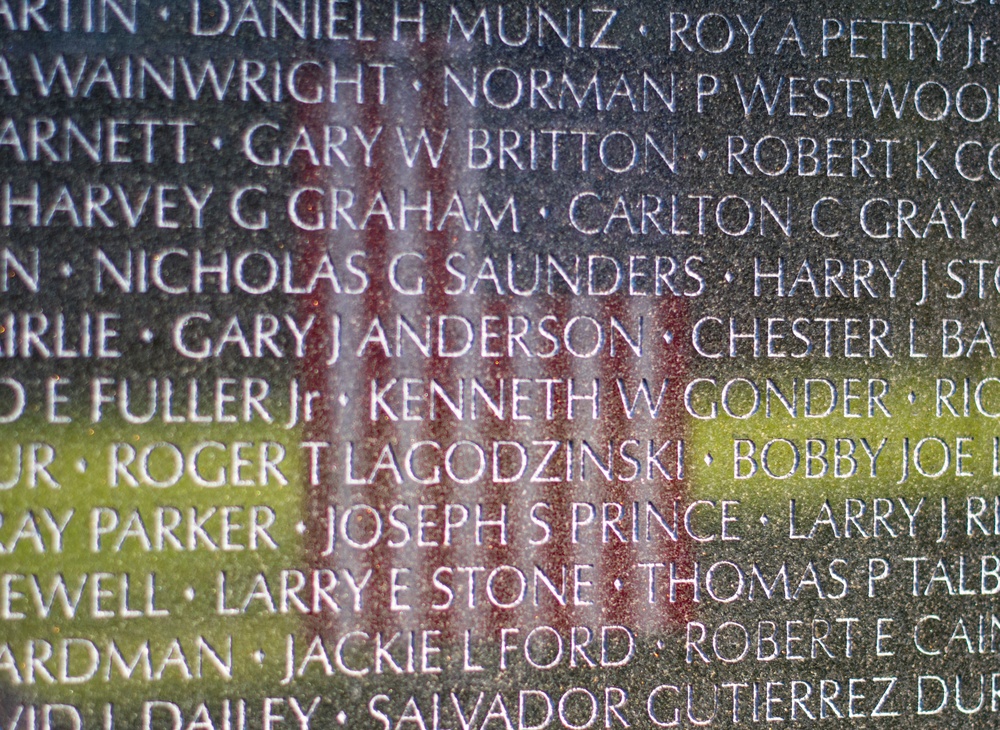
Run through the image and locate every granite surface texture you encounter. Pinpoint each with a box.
[1,1,999,727]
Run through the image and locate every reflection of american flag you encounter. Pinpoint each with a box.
[296,35,694,648]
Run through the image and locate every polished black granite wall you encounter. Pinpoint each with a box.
[2,1,1000,727]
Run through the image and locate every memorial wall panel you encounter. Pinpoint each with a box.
[2,0,999,727]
